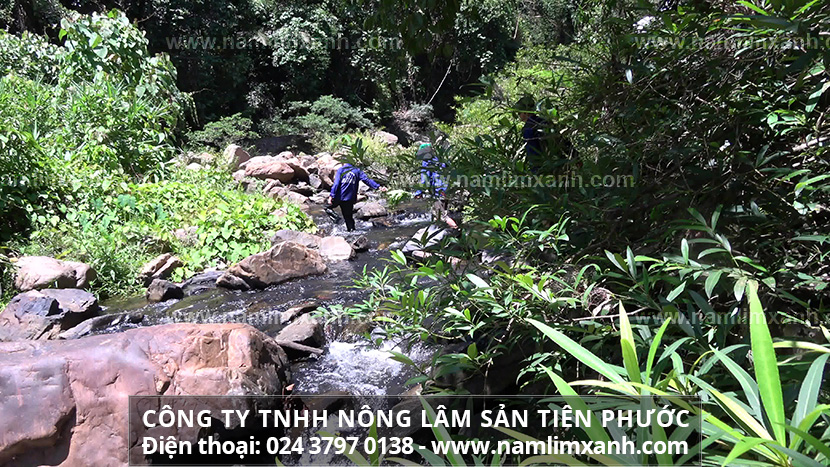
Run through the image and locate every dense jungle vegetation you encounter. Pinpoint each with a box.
[2,0,829,464]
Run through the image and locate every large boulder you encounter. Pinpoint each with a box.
[58,312,144,340]
[0,323,290,466]
[137,253,183,286]
[13,256,96,291]
[316,153,340,188]
[318,236,355,262]
[218,242,327,290]
[243,156,295,183]
[222,144,251,170]
[270,230,322,249]
[0,289,100,342]
[354,201,388,220]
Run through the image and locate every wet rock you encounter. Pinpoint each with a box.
[275,314,325,358]
[0,323,290,466]
[280,302,320,325]
[350,236,370,252]
[270,230,322,249]
[181,270,224,296]
[146,279,184,303]
[13,256,96,291]
[355,201,388,220]
[216,273,251,291]
[58,312,144,340]
[138,253,183,286]
[371,218,396,228]
[0,289,100,341]
[319,236,355,261]
[220,242,327,290]
[242,156,295,183]
[222,144,251,170]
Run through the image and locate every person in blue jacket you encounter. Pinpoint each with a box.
[326,162,386,231]
[413,143,448,198]
[516,96,547,172]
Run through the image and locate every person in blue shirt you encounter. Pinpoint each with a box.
[326,163,386,231]
[516,96,547,172]
[413,143,448,198]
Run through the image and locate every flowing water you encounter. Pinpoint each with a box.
[100,200,437,396]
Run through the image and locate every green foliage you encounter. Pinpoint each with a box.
[266,96,374,148]
[527,294,830,466]
[20,169,314,297]
[186,113,259,150]
[329,132,414,188]
[0,10,185,242]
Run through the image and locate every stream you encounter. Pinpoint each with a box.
[99,199,436,397]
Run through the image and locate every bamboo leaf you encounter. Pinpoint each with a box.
[705,270,723,298]
[618,303,642,385]
[792,353,829,428]
[748,281,787,446]
[644,318,672,385]
[527,318,628,387]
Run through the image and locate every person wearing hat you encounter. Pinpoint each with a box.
[326,161,387,232]
[413,143,448,198]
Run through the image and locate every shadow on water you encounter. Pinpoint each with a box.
[100,199,437,396]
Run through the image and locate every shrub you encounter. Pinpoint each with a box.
[265,95,374,148]
[0,10,186,241]
[186,113,260,150]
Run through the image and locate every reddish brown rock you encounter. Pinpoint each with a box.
[138,253,183,286]
[0,324,290,466]
[243,156,295,183]
[221,242,327,290]
[13,256,96,291]
[315,153,341,188]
